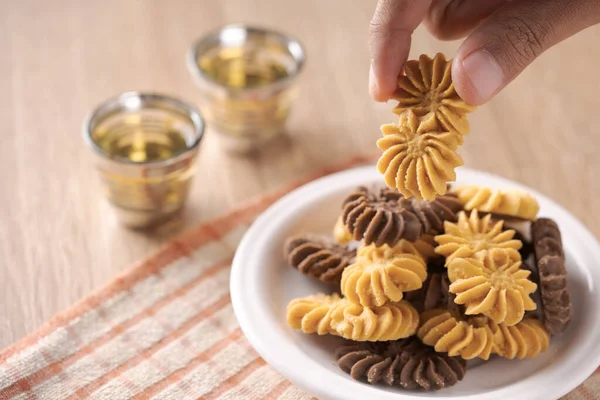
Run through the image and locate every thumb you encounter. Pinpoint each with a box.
[452,0,600,106]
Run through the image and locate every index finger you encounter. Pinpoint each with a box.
[369,0,432,101]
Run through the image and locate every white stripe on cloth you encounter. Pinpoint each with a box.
[88,304,239,399]
[29,267,231,399]
[279,386,315,400]
[151,340,259,399]
[217,364,286,400]
[6,394,27,400]
[0,233,237,390]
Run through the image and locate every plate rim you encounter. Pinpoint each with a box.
[231,166,600,400]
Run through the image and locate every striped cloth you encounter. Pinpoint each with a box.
[0,155,597,400]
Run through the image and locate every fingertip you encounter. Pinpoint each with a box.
[369,63,382,101]
[452,50,503,106]
[369,86,388,103]
[369,60,398,102]
[451,56,483,106]
[370,83,394,102]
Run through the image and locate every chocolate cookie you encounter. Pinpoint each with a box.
[531,218,572,335]
[285,235,355,285]
[341,186,462,247]
[406,193,463,235]
[335,337,466,391]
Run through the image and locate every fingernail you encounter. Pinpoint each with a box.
[369,61,378,96]
[462,49,504,102]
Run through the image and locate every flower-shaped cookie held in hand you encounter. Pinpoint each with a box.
[392,53,476,137]
[341,241,427,307]
[377,111,463,201]
[447,249,537,326]
[435,210,522,264]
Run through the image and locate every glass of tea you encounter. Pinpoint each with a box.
[83,92,205,228]
[187,24,305,153]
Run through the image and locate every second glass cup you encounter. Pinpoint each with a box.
[187,24,305,153]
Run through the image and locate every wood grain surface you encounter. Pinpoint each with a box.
[0,0,598,348]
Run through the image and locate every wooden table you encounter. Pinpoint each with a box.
[0,0,598,349]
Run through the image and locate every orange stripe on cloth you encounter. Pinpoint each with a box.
[0,240,186,365]
[0,153,376,366]
[0,257,233,398]
[66,294,232,399]
[131,328,245,399]
[199,357,267,400]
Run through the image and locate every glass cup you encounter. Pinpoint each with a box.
[83,92,205,228]
[187,24,305,153]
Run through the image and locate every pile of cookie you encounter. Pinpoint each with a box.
[286,185,571,391]
[285,53,572,392]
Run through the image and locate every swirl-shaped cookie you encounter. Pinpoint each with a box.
[287,293,419,341]
[287,293,340,335]
[342,242,427,307]
[435,210,522,264]
[392,53,476,137]
[285,235,355,284]
[335,338,467,391]
[453,185,540,220]
[494,318,550,359]
[417,309,497,360]
[532,218,572,335]
[341,186,422,246]
[447,249,537,325]
[377,111,463,201]
[406,194,463,234]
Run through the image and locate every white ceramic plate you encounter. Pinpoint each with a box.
[230,166,600,400]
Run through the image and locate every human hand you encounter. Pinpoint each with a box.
[368,0,600,105]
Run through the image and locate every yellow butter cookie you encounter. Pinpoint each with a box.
[417,309,498,360]
[356,239,425,263]
[287,293,419,341]
[454,185,539,220]
[412,234,438,261]
[286,293,340,335]
[342,241,427,307]
[448,249,537,325]
[333,215,354,245]
[435,210,522,264]
[494,318,550,359]
[392,53,476,137]
[377,111,463,201]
